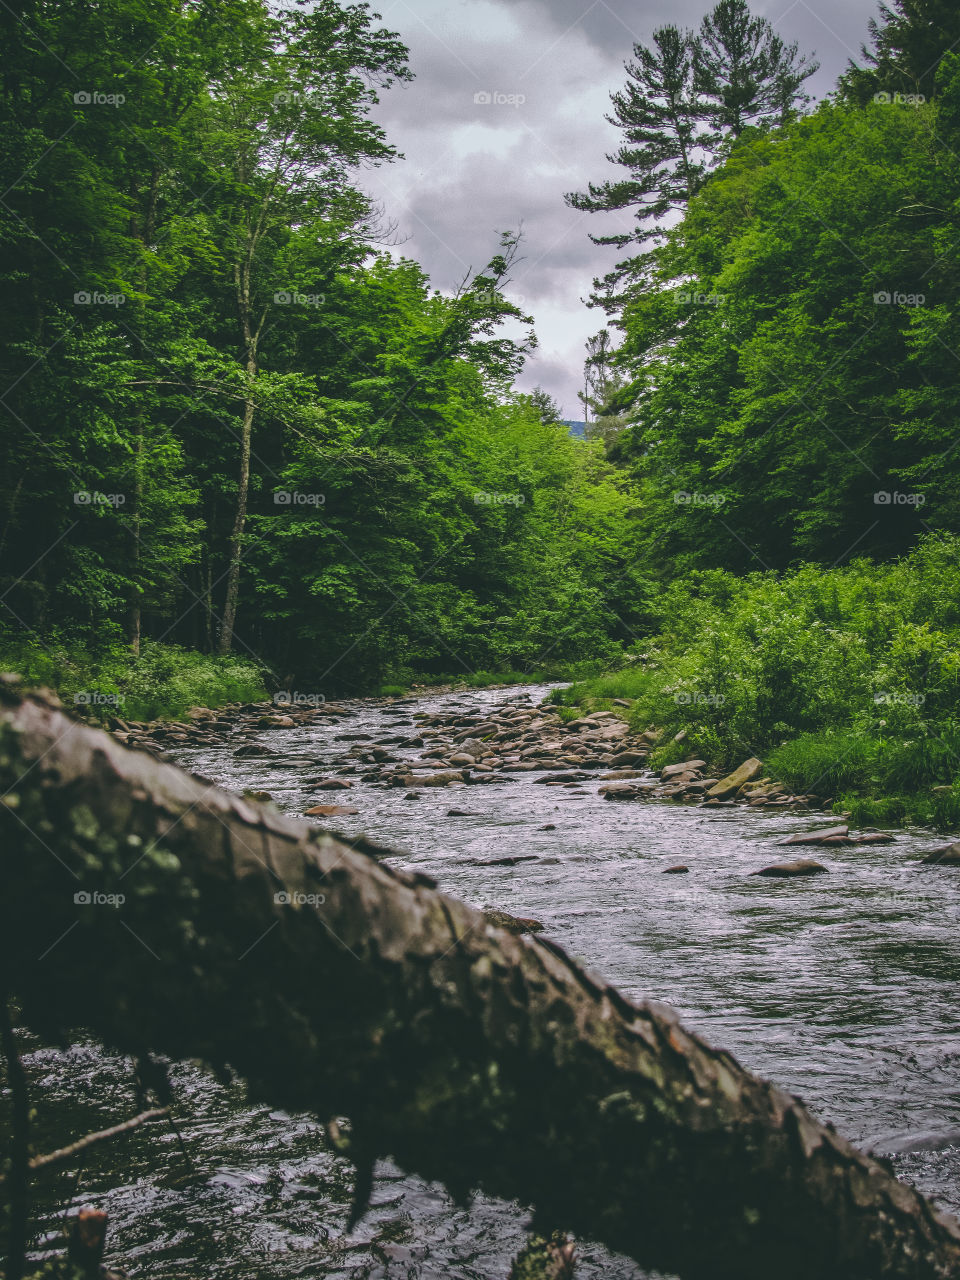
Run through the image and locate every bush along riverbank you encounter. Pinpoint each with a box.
[0,638,268,723]
[556,535,960,832]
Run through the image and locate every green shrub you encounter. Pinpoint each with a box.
[0,635,268,721]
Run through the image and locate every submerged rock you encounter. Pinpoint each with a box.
[753,859,828,878]
[780,825,848,846]
[921,841,960,866]
[483,906,545,934]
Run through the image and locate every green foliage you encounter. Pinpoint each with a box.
[0,637,267,721]
[562,537,960,823]
[0,0,646,688]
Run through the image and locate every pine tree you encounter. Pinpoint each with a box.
[841,0,960,104]
[565,24,706,314]
[694,0,818,137]
[568,4,817,320]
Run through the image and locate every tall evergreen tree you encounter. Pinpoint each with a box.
[841,0,960,104]
[693,0,818,137]
[568,3,817,319]
[565,25,706,314]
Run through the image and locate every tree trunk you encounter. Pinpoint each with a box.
[217,386,253,655]
[219,248,259,657]
[1,684,959,1280]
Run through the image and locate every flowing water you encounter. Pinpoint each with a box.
[10,683,960,1278]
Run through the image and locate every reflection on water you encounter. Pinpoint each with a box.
[9,684,960,1277]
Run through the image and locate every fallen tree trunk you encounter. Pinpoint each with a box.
[1,684,958,1280]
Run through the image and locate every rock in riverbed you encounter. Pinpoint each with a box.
[921,841,960,866]
[753,859,828,878]
[482,907,545,934]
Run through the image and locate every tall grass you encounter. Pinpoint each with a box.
[0,635,268,721]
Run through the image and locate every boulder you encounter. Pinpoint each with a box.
[753,859,828,878]
[706,758,762,798]
[314,778,353,791]
[304,804,359,817]
[599,782,640,800]
[663,865,689,874]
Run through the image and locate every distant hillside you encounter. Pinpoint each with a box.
[562,419,587,438]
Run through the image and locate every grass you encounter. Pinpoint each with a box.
[0,635,268,722]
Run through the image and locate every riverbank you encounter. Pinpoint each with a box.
[0,634,613,723]
[555,537,960,832]
[0,636,269,722]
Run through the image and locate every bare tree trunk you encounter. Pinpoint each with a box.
[1,685,959,1280]
[219,245,259,657]
[217,385,254,655]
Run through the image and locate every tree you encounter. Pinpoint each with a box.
[694,0,818,137]
[578,328,631,452]
[841,0,960,105]
[568,4,817,318]
[190,1,411,654]
[565,24,707,311]
[3,686,960,1280]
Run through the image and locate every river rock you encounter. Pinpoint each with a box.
[663,865,689,874]
[662,760,706,779]
[753,859,829,878]
[779,825,848,846]
[314,778,353,791]
[304,804,359,816]
[599,781,640,799]
[482,907,545,934]
[921,841,960,866]
[706,757,762,798]
[234,743,272,758]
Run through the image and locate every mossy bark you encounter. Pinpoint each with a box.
[1,686,959,1280]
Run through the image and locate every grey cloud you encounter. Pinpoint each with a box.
[367,0,885,410]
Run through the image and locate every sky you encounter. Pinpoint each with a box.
[362,0,884,418]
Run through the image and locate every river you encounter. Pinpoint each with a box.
[11,682,960,1278]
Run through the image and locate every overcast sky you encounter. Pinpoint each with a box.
[363,0,883,417]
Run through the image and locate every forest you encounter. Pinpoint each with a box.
[4,1,960,1278]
